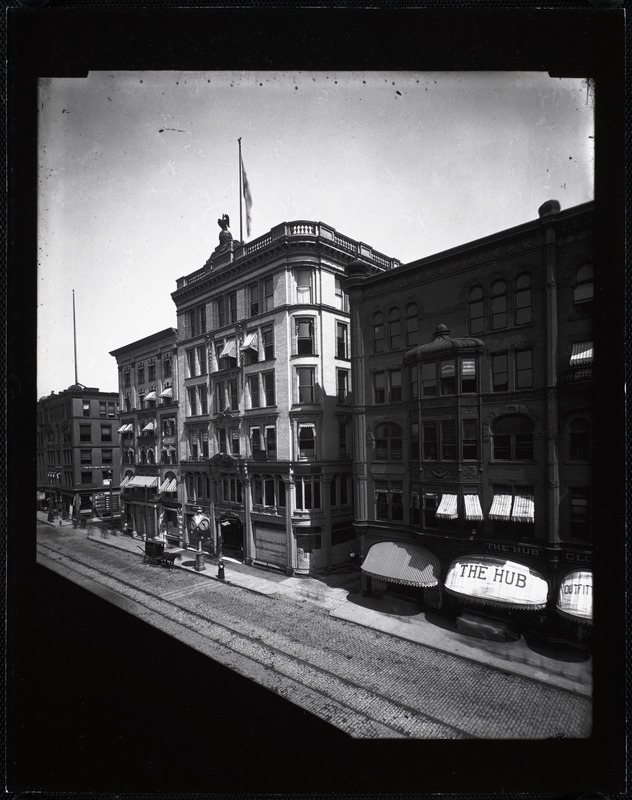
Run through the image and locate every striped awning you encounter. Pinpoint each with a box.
[142,420,156,432]
[464,495,484,521]
[361,542,441,587]
[144,391,157,402]
[436,494,458,519]
[557,570,592,623]
[118,423,133,433]
[120,475,133,488]
[128,475,159,488]
[511,495,535,523]
[489,494,513,521]
[240,331,259,351]
[159,478,177,493]
[159,387,173,399]
[570,341,593,366]
[220,339,236,359]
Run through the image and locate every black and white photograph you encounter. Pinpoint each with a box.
[7,6,626,796]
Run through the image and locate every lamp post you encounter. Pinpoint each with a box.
[217,515,226,580]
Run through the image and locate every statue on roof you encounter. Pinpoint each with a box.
[218,214,230,231]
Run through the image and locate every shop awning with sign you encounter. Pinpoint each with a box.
[557,570,592,623]
[144,391,157,402]
[570,341,593,366]
[159,478,177,493]
[361,541,441,587]
[220,339,237,359]
[445,556,548,609]
[436,494,458,520]
[240,331,259,351]
[159,387,173,399]
[511,495,535,523]
[127,475,159,488]
[464,495,484,521]
[489,494,513,522]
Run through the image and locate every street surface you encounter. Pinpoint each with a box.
[36,522,591,739]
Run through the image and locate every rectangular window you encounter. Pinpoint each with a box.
[101,425,112,442]
[515,350,533,389]
[461,359,477,393]
[217,428,227,453]
[422,363,437,396]
[570,489,590,540]
[137,364,145,384]
[335,277,348,312]
[199,385,208,415]
[515,289,531,325]
[296,319,315,355]
[492,295,507,330]
[108,402,116,417]
[338,421,348,458]
[249,283,260,317]
[230,429,240,455]
[251,427,262,457]
[336,322,348,359]
[296,270,312,304]
[337,369,349,404]
[297,367,315,404]
[124,369,131,388]
[440,361,456,395]
[262,327,274,361]
[80,449,91,464]
[389,369,402,402]
[462,418,479,460]
[99,402,107,417]
[102,449,113,464]
[163,358,172,379]
[423,494,438,529]
[188,387,198,416]
[408,365,419,399]
[83,401,91,417]
[215,382,226,412]
[263,477,275,507]
[81,471,93,485]
[186,349,197,378]
[148,363,156,382]
[299,426,315,459]
[80,424,91,442]
[410,422,420,460]
[217,297,225,328]
[265,426,277,459]
[228,379,238,411]
[262,371,276,406]
[263,278,274,312]
[188,309,198,339]
[492,354,509,392]
[374,371,385,404]
[440,420,456,460]
[202,433,209,458]
[198,345,207,375]
[248,375,260,408]
[228,292,237,323]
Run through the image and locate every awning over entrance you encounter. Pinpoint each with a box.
[557,570,592,623]
[436,494,458,520]
[464,495,484,521]
[570,341,593,366]
[444,556,548,610]
[361,542,441,588]
[128,475,159,488]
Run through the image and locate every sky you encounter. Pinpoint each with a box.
[37,70,594,398]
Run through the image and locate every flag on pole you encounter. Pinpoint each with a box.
[241,153,253,237]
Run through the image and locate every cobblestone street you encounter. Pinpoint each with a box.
[36,525,591,741]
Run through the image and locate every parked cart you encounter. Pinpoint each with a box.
[141,539,183,570]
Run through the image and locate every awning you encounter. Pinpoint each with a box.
[141,421,156,432]
[240,331,259,351]
[159,478,177,493]
[511,494,534,523]
[144,391,157,402]
[118,423,133,433]
[159,387,173,399]
[570,341,593,366]
[557,570,592,623]
[489,494,513,522]
[436,494,458,520]
[120,475,133,488]
[220,339,236,359]
[444,556,548,610]
[128,475,159,488]
[464,495,484,521]
[361,541,441,588]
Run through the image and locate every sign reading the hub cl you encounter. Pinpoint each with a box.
[445,556,548,608]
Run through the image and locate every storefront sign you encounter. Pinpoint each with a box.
[564,551,592,564]
[254,526,286,568]
[484,541,541,558]
[445,556,548,608]
[557,570,592,621]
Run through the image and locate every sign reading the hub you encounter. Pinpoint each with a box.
[557,570,592,621]
[445,556,548,608]
[254,526,286,568]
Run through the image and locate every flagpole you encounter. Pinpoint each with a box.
[72,289,78,385]
[238,137,243,242]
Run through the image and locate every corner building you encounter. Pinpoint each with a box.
[343,200,593,642]
[171,221,399,574]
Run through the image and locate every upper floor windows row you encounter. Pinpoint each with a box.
[372,303,419,353]
[468,274,532,334]
[123,356,171,389]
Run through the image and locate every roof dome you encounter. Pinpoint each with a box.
[66,383,84,393]
[404,324,484,361]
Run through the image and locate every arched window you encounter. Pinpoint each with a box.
[372,312,385,353]
[569,418,590,461]
[374,423,403,461]
[405,303,419,347]
[514,274,532,325]
[491,280,507,330]
[147,449,155,465]
[574,264,594,315]
[491,414,534,460]
[469,286,484,334]
[140,448,147,464]
[389,308,402,349]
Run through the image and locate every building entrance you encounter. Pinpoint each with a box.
[220,517,244,560]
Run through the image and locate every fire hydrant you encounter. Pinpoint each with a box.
[217,559,225,581]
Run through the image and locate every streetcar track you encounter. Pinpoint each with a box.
[37,540,477,739]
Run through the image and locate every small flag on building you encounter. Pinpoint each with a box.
[241,153,253,237]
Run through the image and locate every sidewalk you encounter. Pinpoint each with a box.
[38,511,592,697]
